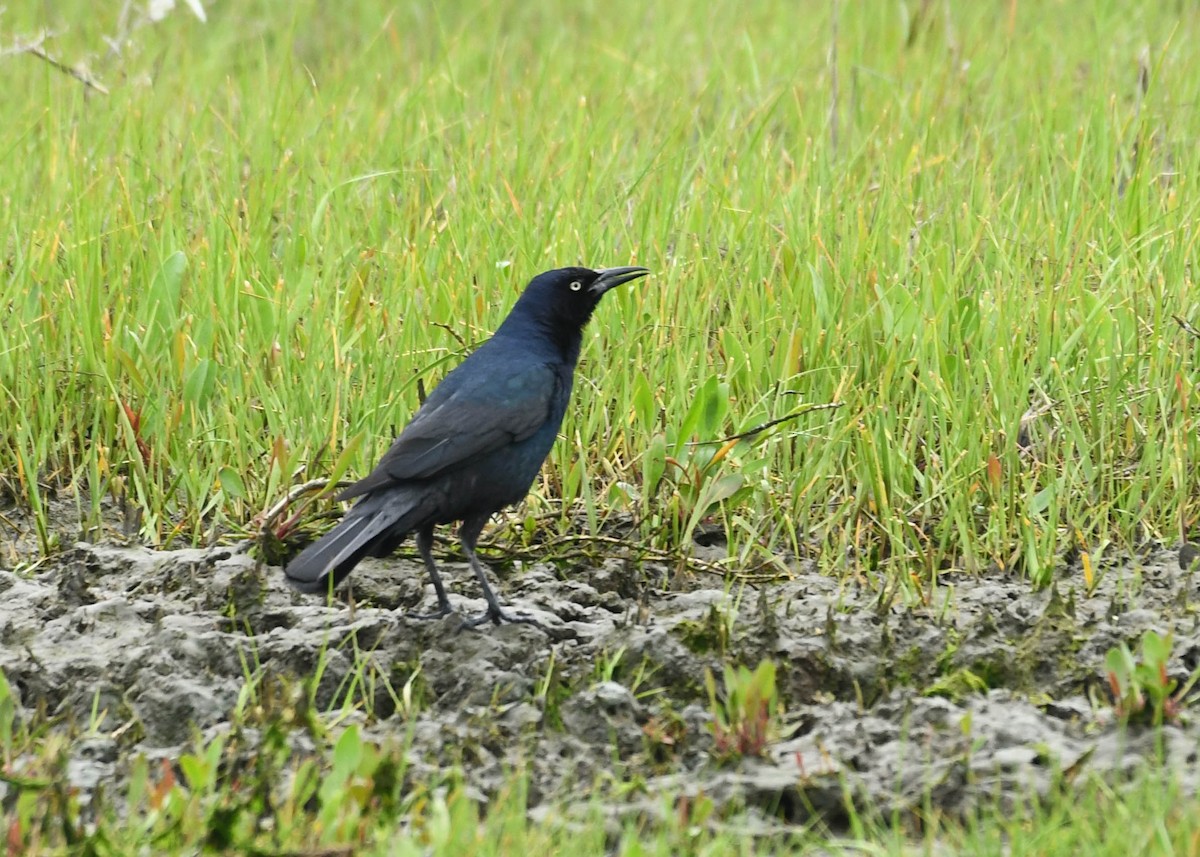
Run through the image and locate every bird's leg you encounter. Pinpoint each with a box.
[406,525,454,621]
[458,516,546,631]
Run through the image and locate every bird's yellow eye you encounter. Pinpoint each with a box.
[569,281,582,291]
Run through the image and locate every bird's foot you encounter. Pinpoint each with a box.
[459,606,548,632]
[405,599,454,622]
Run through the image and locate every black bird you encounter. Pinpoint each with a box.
[284,265,650,627]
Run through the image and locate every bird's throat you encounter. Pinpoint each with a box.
[495,312,586,367]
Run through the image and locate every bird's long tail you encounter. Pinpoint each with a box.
[284,494,410,594]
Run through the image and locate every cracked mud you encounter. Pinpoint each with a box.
[3,498,1200,831]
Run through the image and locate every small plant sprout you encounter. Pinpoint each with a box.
[593,646,627,684]
[1105,631,1200,726]
[704,658,782,760]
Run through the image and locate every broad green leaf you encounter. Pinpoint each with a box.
[183,358,217,410]
[642,434,666,494]
[676,375,727,452]
[331,724,363,784]
[697,473,744,514]
[178,753,210,790]
[1141,631,1170,666]
[633,374,657,428]
[217,466,246,500]
[1030,483,1056,515]
[699,379,730,438]
[145,250,187,349]
[328,431,366,485]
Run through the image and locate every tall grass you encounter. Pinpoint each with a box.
[2,0,1198,585]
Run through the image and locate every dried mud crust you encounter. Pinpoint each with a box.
[2,534,1200,828]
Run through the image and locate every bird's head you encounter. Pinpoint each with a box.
[508,265,651,334]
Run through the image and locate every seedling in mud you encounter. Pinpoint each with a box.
[590,647,662,701]
[593,646,628,684]
[642,708,688,766]
[704,658,781,760]
[535,649,570,730]
[672,791,717,837]
[0,668,17,763]
[678,581,746,657]
[1105,630,1200,726]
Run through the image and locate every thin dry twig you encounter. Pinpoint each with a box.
[26,44,110,94]
[1173,314,1200,340]
[686,401,843,446]
[2,30,109,94]
[259,478,354,536]
[0,29,49,59]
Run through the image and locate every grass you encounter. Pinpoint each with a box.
[3,0,1200,851]
[2,0,1196,585]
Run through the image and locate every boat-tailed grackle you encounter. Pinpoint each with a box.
[284,265,649,628]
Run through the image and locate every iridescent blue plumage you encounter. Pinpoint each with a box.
[284,265,649,628]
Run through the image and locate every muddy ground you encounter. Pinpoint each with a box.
[3,496,1200,833]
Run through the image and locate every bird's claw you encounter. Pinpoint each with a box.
[405,601,454,622]
[459,607,548,633]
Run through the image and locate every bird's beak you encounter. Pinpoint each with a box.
[589,266,650,295]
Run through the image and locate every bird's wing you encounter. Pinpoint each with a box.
[337,358,560,499]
